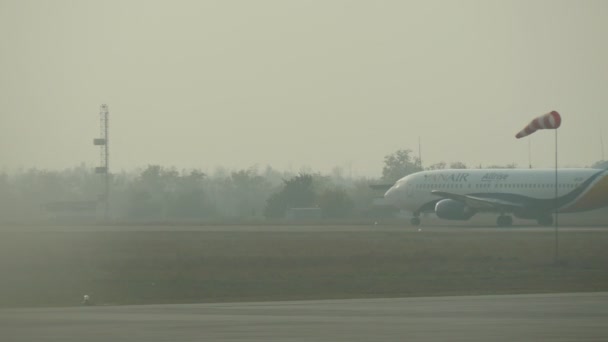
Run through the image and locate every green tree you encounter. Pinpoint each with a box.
[167,169,214,219]
[426,161,466,170]
[382,149,422,182]
[229,168,271,218]
[427,162,446,170]
[486,163,517,169]
[317,187,354,219]
[264,173,316,218]
[127,165,214,220]
[127,165,176,219]
[449,161,467,169]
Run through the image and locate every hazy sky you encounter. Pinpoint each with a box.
[1,0,607,177]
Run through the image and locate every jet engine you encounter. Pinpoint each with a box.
[434,199,475,220]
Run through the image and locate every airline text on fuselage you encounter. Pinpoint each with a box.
[424,173,469,182]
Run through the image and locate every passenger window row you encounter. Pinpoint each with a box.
[415,183,579,189]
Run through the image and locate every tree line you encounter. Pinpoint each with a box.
[1,150,605,223]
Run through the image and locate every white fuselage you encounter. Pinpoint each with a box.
[384,168,608,214]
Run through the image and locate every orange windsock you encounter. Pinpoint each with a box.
[515,111,561,139]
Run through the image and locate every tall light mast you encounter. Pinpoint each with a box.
[93,104,109,220]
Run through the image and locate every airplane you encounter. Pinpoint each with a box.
[383,168,608,227]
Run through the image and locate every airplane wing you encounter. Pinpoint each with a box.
[431,190,526,211]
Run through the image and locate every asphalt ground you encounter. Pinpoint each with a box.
[1,223,607,232]
[1,292,607,342]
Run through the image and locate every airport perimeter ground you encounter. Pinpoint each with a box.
[1,214,608,308]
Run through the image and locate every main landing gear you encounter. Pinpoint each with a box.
[496,215,513,227]
[410,217,421,226]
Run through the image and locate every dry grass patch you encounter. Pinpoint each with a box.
[0,227,607,307]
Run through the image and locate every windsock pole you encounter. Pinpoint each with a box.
[554,129,559,261]
[515,110,561,263]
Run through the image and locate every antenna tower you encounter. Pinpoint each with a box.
[93,104,110,220]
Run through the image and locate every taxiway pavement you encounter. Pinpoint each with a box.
[1,292,607,342]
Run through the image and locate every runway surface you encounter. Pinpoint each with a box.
[1,292,607,342]
[1,224,607,233]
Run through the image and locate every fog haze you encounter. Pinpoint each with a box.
[1,0,607,176]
